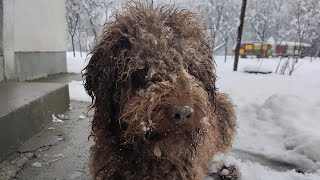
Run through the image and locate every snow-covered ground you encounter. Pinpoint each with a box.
[67,52,320,179]
[67,52,91,102]
[67,52,88,74]
[214,56,320,179]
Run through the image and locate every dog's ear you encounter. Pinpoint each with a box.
[82,48,106,106]
[82,29,132,133]
[82,29,132,106]
[215,93,236,150]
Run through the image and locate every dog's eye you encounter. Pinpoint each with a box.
[187,64,200,80]
[151,77,163,83]
[131,69,148,90]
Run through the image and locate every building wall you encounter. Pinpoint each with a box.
[14,0,67,52]
[2,0,15,81]
[13,0,67,81]
[0,0,4,82]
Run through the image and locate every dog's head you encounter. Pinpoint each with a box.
[83,3,218,157]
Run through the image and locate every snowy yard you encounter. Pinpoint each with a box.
[67,52,320,179]
[214,56,320,179]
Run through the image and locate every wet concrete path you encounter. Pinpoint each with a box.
[0,101,92,180]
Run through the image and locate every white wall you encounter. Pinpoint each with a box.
[14,0,67,52]
[3,0,15,80]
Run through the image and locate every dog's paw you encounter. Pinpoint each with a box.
[209,165,240,180]
[208,153,241,180]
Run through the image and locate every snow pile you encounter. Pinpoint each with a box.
[68,81,91,102]
[216,56,320,178]
[234,94,320,172]
[67,52,88,73]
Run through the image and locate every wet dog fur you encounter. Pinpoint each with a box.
[82,2,237,179]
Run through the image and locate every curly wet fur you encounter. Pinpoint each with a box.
[83,2,236,180]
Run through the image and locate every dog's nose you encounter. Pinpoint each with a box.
[167,105,194,125]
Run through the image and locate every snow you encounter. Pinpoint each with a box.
[32,162,42,168]
[68,80,91,102]
[207,154,320,180]
[67,52,92,102]
[67,53,320,178]
[215,56,320,178]
[276,41,312,47]
[52,114,63,123]
[67,52,88,74]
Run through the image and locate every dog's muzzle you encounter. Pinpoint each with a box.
[167,105,194,125]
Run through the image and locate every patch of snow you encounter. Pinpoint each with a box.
[68,81,91,102]
[53,153,64,158]
[215,56,320,178]
[67,52,88,73]
[276,41,311,47]
[140,122,150,132]
[52,114,63,123]
[208,154,320,180]
[201,117,211,126]
[32,162,42,168]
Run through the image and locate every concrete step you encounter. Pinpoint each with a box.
[31,73,82,84]
[0,82,70,161]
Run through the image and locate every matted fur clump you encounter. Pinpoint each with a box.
[83,2,238,180]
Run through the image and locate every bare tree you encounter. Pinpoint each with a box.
[101,1,114,24]
[287,0,319,75]
[197,0,228,46]
[66,0,80,57]
[234,0,247,71]
[247,0,273,60]
[218,7,236,63]
[82,0,101,40]
[76,20,83,57]
[272,0,288,43]
[247,0,272,42]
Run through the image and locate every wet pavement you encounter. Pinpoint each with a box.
[0,101,93,180]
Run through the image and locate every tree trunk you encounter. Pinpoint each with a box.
[78,37,82,57]
[275,56,283,74]
[233,0,247,71]
[89,18,98,40]
[257,42,264,61]
[289,41,302,75]
[224,42,228,63]
[314,47,320,61]
[71,36,76,57]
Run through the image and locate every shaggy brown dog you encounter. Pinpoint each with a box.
[83,3,238,180]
